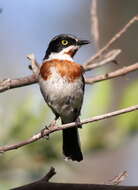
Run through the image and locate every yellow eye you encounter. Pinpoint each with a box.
[61,40,68,46]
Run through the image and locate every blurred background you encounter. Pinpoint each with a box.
[0,0,138,189]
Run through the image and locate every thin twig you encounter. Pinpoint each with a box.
[83,49,121,71]
[106,171,128,185]
[85,15,138,66]
[0,105,137,153]
[85,63,138,84]
[91,0,99,49]
[27,54,40,75]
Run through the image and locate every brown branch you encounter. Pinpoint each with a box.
[12,182,138,190]
[0,74,37,93]
[0,105,137,153]
[85,63,138,84]
[84,15,138,66]
[11,168,137,190]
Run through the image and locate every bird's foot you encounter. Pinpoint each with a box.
[41,120,57,139]
[41,127,49,139]
[76,118,82,128]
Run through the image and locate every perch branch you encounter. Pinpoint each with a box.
[12,182,138,190]
[84,15,138,66]
[0,105,137,153]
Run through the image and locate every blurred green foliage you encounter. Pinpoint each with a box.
[114,81,138,142]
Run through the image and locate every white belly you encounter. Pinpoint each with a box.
[39,67,84,119]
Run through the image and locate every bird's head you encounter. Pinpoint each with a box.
[43,34,90,61]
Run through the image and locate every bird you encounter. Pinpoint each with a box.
[38,34,90,162]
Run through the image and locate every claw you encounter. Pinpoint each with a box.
[76,118,82,128]
[41,126,49,139]
[41,119,57,140]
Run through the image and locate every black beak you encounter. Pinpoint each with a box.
[77,40,90,46]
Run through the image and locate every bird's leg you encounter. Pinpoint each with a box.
[41,115,59,139]
[47,114,59,129]
[76,117,82,128]
[40,127,49,139]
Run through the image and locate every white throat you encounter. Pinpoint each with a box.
[45,45,79,62]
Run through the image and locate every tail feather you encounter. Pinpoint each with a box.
[62,125,83,162]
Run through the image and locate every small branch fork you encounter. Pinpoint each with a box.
[12,167,56,190]
[40,167,56,182]
[0,105,137,153]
